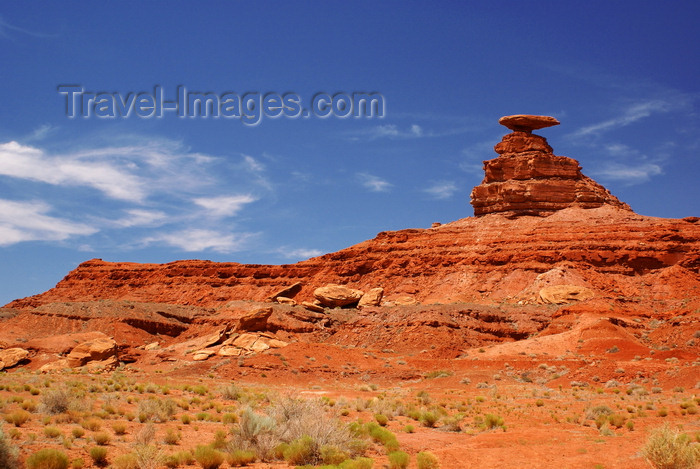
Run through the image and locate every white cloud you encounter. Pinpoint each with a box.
[242,154,265,172]
[144,228,254,253]
[357,173,392,192]
[193,195,257,218]
[0,199,96,245]
[424,181,458,199]
[0,141,147,201]
[570,99,680,138]
[346,123,477,141]
[283,248,324,259]
[111,209,169,228]
[592,163,663,183]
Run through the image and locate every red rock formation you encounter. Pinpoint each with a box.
[5,206,699,309]
[4,115,698,312]
[470,115,631,217]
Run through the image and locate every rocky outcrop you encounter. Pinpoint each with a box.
[538,285,595,304]
[313,284,364,307]
[66,336,118,367]
[470,115,631,217]
[0,348,29,370]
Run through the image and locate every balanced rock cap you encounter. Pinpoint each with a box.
[499,115,560,132]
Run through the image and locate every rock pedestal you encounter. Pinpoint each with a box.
[470,115,631,217]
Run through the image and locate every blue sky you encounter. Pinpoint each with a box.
[0,2,698,305]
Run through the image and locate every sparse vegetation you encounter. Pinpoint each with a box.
[26,448,70,469]
[642,424,699,469]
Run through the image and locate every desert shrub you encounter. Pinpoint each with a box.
[374,413,389,426]
[133,423,157,446]
[40,389,73,415]
[133,444,164,469]
[283,435,316,465]
[193,445,224,469]
[111,453,138,469]
[388,450,410,469]
[222,413,238,424]
[339,458,374,469]
[111,422,127,435]
[72,427,85,438]
[586,405,613,421]
[93,432,111,445]
[71,458,84,469]
[4,409,31,427]
[221,384,243,400]
[227,449,256,466]
[138,398,176,423]
[482,413,505,430]
[81,418,101,432]
[181,414,191,424]
[89,446,108,466]
[642,424,699,469]
[26,448,69,469]
[366,423,399,452]
[420,411,440,428]
[164,427,181,445]
[164,450,194,468]
[417,451,440,469]
[0,429,20,469]
[44,426,62,438]
[320,445,349,465]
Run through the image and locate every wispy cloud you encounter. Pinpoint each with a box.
[282,248,324,259]
[110,209,169,228]
[357,172,392,192]
[193,195,257,218]
[345,123,475,141]
[142,229,255,253]
[0,15,54,40]
[0,136,273,252]
[591,163,663,183]
[424,181,458,199]
[0,199,96,246]
[569,96,694,139]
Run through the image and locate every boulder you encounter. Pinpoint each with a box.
[67,337,117,367]
[358,288,384,308]
[218,345,242,357]
[236,307,273,332]
[313,284,364,307]
[192,349,215,361]
[539,285,595,304]
[267,282,302,301]
[302,301,325,313]
[232,333,259,349]
[196,328,228,349]
[144,342,160,351]
[276,297,296,305]
[392,296,419,306]
[0,348,29,370]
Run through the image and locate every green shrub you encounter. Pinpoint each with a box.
[417,451,439,469]
[482,413,505,430]
[388,450,410,469]
[164,428,181,445]
[193,445,224,469]
[88,446,108,466]
[420,411,440,428]
[71,427,85,438]
[367,423,399,452]
[642,424,698,469]
[283,435,316,465]
[26,448,69,469]
[374,413,389,426]
[227,449,256,466]
[339,458,374,469]
[320,445,349,465]
[164,450,194,468]
[0,429,20,469]
[44,426,62,438]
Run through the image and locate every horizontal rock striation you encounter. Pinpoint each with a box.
[470,116,631,217]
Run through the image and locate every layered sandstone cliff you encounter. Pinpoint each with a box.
[470,115,631,217]
[5,115,699,311]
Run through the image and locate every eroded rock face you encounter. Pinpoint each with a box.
[0,348,29,370]
[67,337,117,367]
[471,116,631,217]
